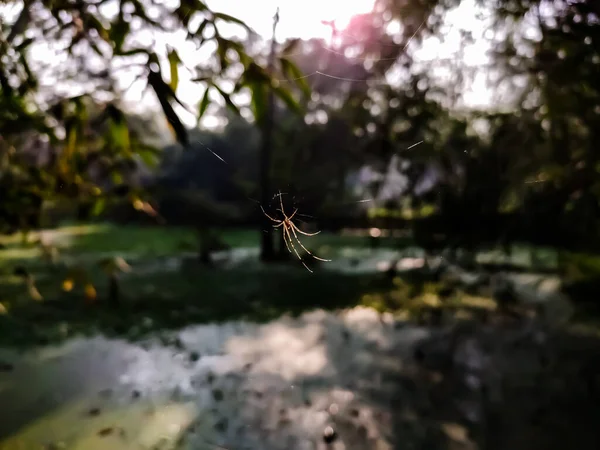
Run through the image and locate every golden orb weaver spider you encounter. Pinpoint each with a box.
[260,193,331,272]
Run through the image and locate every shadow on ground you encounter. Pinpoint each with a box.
[1,305,600,449]
[0,257,400,349]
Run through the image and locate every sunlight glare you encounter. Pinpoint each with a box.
[209,0,376,40]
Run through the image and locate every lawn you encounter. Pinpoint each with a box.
[0,222,410,257]
[0,222,409,348]
[2,221,600,349]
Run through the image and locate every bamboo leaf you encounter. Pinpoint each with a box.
[213,85,240,115]
[195,19,210,38]
[117,48,149,57]
[273,85,303,115]
[197,87,211,124]
[91,198,106,216]
[137,147,160,168]
[212,12,252,32]
[148,70,188,147]
[110,18,130,54]
[249,82,268,125]
[167,46,181,92]
[280,57,311,97]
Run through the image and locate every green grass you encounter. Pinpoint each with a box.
[0,222,407,348]
[0,223,407,257]
[3,221,600,349]
[0,265,393,348]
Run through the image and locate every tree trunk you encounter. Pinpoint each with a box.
[108,275,119,305]
[259,9,280,263]
[197,227,213,266]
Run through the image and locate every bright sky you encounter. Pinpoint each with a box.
[138,0,494,128]
[208,0,377,40]
[1,0,495,129]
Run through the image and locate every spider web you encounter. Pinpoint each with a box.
[171,11,430,165]
[147,6,438,270]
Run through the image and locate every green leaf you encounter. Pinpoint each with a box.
[212,12,251,31]
[110,18,130,54]
[242,62,271,86]
[280,57,310,97]
[15,37,35,52]
[148,70,188,147]
[86,15,110,41]
[117,48,149,57]
[197,88,211,124]
[191,76,212,83]
[91,198,106,216]
[147,52,161,69]
[213,85,240,115]
[104,105,129,151]
[249,82,268,125]
[6,6,30,44]
[195,19,210,38]
[215,36,230,71]
[88,38,105,58]
[105,104,126,125]
[273,85,302,115]
[167,46,181,92]
[137,148,160,168]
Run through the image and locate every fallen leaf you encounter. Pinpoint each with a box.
[62,278,74,292]
[84,284,97,302]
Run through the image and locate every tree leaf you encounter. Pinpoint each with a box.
[280,57,310,97]
[197,88,211,124]
[195,19,210,38]
[87,37,105,58]
[105,104,125,124]
[110,18,130,54]
[212,12,252,32]
[213,85,240,115]
[215,36,230,71]
[191,76,212,83]
[117,48,149,57]
[137,147,160,168]
[249,82,268,125]
[243,62,271,84]
[85,15,110,41]
[91,198,106,216]
[109,121,131,152]
[7,5,30,44]
[15,37,35,52]
[167,46,181,92]
[148,69,188,147]
[273,85,303,115]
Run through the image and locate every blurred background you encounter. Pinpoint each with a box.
[1,0,600,449]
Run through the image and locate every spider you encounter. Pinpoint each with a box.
[261,193,331,272]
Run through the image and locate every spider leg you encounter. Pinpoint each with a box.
[273,222,284,228]
[276,208,298,221]
[290,221,321,236]
[289,224,331,262]
[260,205,280,223]
[279,191,286,216]
[284,224,313,273]
[281,226,292,253]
